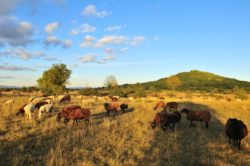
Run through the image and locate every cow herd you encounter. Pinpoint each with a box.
[151,101,248,150]
[14,95,248,150]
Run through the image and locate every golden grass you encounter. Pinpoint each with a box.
[0,92,249,166]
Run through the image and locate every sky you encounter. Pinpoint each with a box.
[0,0,249,87]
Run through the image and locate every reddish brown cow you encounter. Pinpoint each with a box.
[104,102,120,116]
[151,111,169,129]
[16,104,28,116]
[110,96,119,102]
[57,107,90,124]
[59,94,71,103]
[165,102,178,112]
[154,101,165,111]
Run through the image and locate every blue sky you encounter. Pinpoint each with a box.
[0,0,249,87]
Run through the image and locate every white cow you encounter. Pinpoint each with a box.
[38,104,53,119]
[24,104,35,119]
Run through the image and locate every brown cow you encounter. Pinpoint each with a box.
[154,101,165,111]
[34,101,48,109]
[57,106,90,124]
[16,104,28,116]
[109,96,119,102]
[59,94,71,103]
[225,118,248,150]
[151,111,169,129]
[104,102,120,116]
[165,102,178,112]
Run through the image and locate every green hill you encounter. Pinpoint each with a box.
[129,70,250,92]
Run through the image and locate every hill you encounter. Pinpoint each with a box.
[123,70,250,92]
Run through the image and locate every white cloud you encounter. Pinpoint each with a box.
[0,0,65,15]
[0,16,34,47]
[44,35,61,46]
[80,53,97,63]
[0,64,35,71]
[0,75,14,79]
[104,48,113,54]
[82,4,108,18]
[0,48,45,60]
[44,35,72,49]
[130,36,146,46]
[95,35,127,47]
[103,55,115,61]
[43,56,59,61]
[45,22,60,33]
[19,21,32,33]
[80,35,95,47]
[63,39,72,49]
[70,23,96,35]
[105,25,121,32]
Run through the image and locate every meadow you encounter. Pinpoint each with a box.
[0,91,249,166]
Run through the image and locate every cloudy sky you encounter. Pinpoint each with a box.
[0,0,249,87]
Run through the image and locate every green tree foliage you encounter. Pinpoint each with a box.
[234,86,248,100]
[104,75,118,88]
[134,83,146,97]
[37,64,71,95]
[79,88,98,96]
[166,76,182,90]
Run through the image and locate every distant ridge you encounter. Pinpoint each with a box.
[123,70,250,92]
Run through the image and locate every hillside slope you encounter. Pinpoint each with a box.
[137,70,250,92]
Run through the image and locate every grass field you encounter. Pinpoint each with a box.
[0,92,249,166]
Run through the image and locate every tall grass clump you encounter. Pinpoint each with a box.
[234,86,248,100]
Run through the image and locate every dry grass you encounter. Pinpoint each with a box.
[0,92,249,166]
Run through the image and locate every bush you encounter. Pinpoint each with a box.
[79,88,98,96]
[110,88,127,97]
[234,86,248,100]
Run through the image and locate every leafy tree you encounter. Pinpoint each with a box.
[104,75,118,88]
[166,76,182,90]
[37,64,71,95]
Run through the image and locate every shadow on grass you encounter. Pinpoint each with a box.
[140,101,250,166]
[91,107,135,120]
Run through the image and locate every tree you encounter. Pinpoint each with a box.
[166,76,182,90]
[104,75,118,88]
[37,64,71,95]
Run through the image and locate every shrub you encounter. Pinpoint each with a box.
[79,88,98,96]
[234,86,248,100]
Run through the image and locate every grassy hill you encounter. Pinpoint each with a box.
[137,70,250,92]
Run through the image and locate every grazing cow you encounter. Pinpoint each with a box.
[110,96,119,102]
[57,105,81,122]
[58,94,71,103]
[225,118,248,150]
[162,111,182,131]
[120,104,128,113]
[181,108,211,128]
[34,101,48,109]
[24,104,35,119]
[165,102,178,112]
[154,101,165,111]
[57,107,90,124]
[151,111,169,129]
[38,104,53,119]
[16,104,28,116]
[104,102,120,116]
